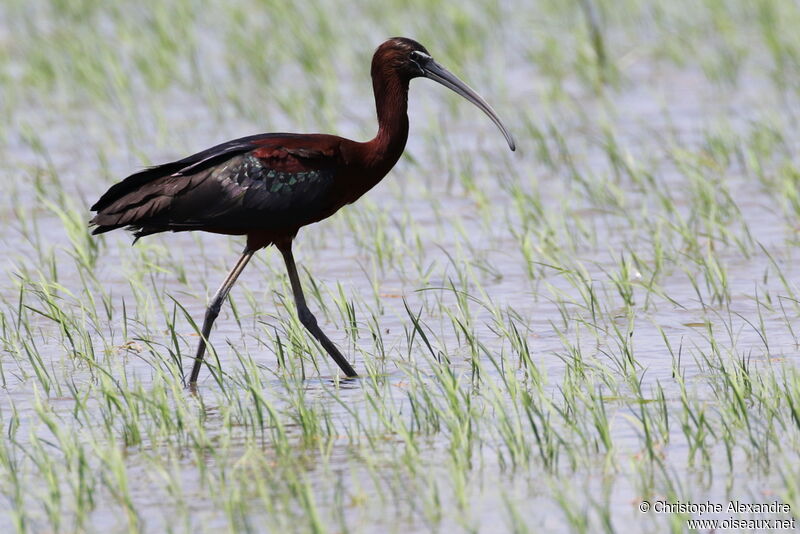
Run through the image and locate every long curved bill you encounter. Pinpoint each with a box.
[422,60,516,151]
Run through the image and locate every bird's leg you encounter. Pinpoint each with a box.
[189,247,256,384]
[277,242,358,378]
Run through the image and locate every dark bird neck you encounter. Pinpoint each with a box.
[362,61,410,175]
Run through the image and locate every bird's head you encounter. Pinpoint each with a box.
[373,37,516,151]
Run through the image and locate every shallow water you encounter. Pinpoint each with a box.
[2,1,800,532]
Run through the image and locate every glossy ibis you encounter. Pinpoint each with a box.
[90,37,515,384]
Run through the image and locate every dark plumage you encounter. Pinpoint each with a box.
[90,37,515,384]
[92,134,347,246]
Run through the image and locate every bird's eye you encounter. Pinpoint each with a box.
[409,50,431,71]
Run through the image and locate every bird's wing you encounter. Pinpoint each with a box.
[90,135,345,236]
[90,133,294,212]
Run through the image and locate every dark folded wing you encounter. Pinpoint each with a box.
[91,148,339,236]
[90,133,305,212]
